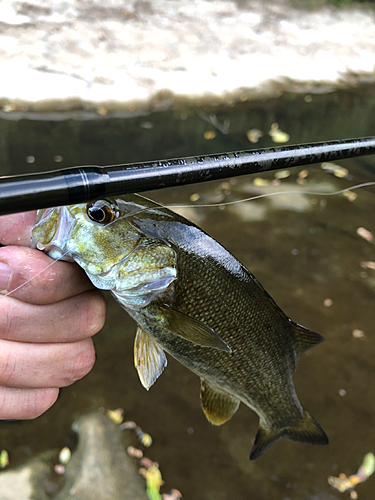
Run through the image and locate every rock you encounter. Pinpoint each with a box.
[0,412,149,500]
[0,453,54,500]
[54,411,148,500]
[1,0,375,109]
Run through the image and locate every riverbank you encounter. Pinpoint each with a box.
[0,0,374,112]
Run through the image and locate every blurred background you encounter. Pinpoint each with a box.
[1,1,375,499]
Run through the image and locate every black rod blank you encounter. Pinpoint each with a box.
[1,136,375,216]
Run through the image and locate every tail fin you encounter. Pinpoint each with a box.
[249,410,328,460]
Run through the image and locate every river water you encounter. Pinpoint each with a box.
[0,85,375,499]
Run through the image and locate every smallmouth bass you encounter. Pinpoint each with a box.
[31,194,328,460]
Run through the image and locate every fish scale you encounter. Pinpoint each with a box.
[31,193,328,460]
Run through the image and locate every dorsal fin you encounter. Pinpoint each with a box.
[291,322,325,357]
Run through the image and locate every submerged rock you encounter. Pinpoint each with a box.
[55,411,148,500]
[0,412,149,500]
[0,453,54,500]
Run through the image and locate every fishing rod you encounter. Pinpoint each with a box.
[0,136,374,216]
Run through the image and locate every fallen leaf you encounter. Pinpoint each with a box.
[352,329,365,339]
[247,128,263,143]
[253,177,269,187]
[274,169,291,180]
[59,447,71,465]
[107,408,124,424]
[357,227,373,243]
[204,130,216,140]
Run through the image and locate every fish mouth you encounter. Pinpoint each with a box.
[39,244,75,262]
[31,206,76,262]
[97,268,116,278]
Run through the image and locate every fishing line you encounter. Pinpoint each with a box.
[2,180,375,298]
[163,181,375,210]
[1,248,71,299]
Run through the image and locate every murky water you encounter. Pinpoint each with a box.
[1,85,375,498]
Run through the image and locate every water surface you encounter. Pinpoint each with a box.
[0,86,375,499]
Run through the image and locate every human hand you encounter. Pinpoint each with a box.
[0,211,106,419]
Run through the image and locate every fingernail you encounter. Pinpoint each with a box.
[0,262,10,290]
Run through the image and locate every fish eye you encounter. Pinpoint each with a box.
[86,201,116,224]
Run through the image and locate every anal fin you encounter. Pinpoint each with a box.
[200,379,240,426]
[134,326,167,390]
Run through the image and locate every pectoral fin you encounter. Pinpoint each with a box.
[200,379,240,425]
[160,304,231,352]
[134,326,167,390]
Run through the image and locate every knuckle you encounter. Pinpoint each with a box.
[61,340,96,386]
[80,291,107,336]
[0,300,13,338]
[30,258,63,302]
[0,212,36,247]
[25,388,59,419]
[0,387,59,420]
[0,247,57,303]
[0,347,18,386]
[38,265,61,299]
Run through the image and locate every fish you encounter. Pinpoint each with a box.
[31,194,328,460]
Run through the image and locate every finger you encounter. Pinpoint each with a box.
[0,386,59,420]
[0,290,106,343]
[0,246,96,304]
[0,338,96,389]
[0,212,37,247]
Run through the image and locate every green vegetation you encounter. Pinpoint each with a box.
[293,0,374,8]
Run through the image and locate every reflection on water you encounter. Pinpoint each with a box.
[0,86,375,499]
